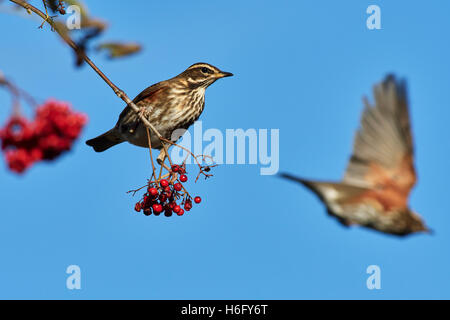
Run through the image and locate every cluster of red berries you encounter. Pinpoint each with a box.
[134,164,202,217]
[0,100,87,173]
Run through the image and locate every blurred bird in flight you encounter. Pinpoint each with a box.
[281,75,430,236]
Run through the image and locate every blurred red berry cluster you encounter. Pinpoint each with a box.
[0,100,87,173]
[134,164,202,217]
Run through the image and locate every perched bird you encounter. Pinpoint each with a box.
[281,75,430,236]
[86,63,233,160]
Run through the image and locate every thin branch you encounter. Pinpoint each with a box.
[159,136,214,174]
[145,127,156,181]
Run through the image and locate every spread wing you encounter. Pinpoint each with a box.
[343,75,416,197]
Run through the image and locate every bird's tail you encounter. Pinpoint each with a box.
[279,172,368,203]
[86,128,124,152]
[279,173,328,202]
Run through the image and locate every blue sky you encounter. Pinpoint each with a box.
[0,0,449,299]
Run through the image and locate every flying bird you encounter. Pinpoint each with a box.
[86,63,233,162]
[281,75,430,236]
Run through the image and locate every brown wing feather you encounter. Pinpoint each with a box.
[131,81,167,104]
[343,75,416,197]
[116,81,168,125]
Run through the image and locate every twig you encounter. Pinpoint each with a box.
[159,136,215,178]
[145,127,156,181]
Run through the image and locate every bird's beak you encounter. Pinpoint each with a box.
[217,71,233,78]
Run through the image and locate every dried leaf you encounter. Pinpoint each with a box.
[96,42,142,59]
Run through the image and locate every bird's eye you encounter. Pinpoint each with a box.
[201,67,212,74]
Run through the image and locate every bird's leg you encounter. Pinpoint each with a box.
[157,149,171,173]
[156,148,166,165]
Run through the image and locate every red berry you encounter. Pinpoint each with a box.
[160,179,169,188]
[173,205,181,213]
[184,202,192,211]
[143,208,152,216]
[174,183,182,191]
[179,175,188,183]
[143,196,152,207]
[148,187,158,196]
[171,165,180,172]
[134,202,142,212]
[0,100,88,174]
[164,208,173,217]
[159,193,167,202]
[177,209,185,216]
[194,196,202,204]
[152,203,163,213]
